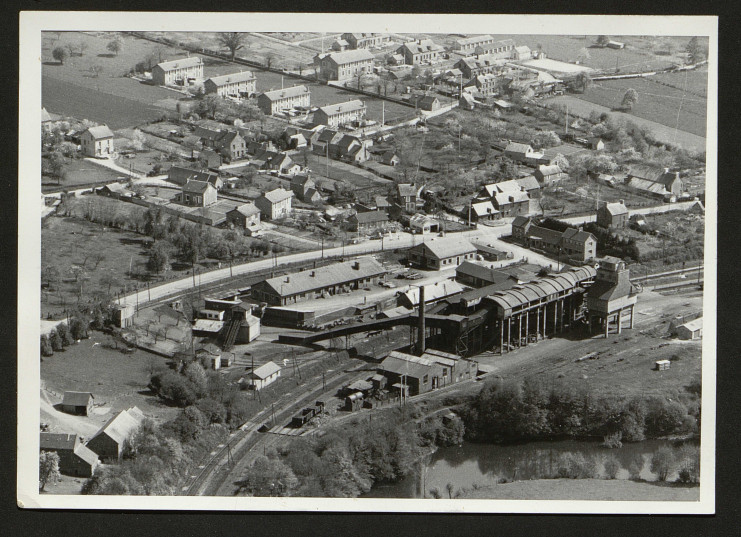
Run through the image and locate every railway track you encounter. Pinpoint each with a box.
[183,359,365,496]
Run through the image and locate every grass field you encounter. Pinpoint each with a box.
[42,32,185,128]
[576,76,707,138]
[649,68,709,98]
[458,478,699,501]
[42,155,123,191]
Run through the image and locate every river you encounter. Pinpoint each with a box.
[364,438,692,498]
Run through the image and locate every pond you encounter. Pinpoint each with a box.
[364,438,694,498]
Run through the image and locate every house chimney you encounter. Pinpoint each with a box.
[619,199,625,205]
[664,167,670,173]
[353,261,360,270]
[285,276,290,283]
[310,271,316,277]
[417,285,426,355]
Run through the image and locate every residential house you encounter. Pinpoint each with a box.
[469,200,500,222]
[331,39,349,52]
[204,70,256,97]
[214,130,247,161]
[96,182,132,199]
[257,85,311,116]
[395,183,423,212]
[195,126,224,148]
[80,125,114,158]
[514,218,597,263]
[60,391,94,416]
[335,134,370,162]
[291,175,316,201]
[151,56,204,86]
[374,195,392,212]
[388,67,414,81]
[226,203,261,233]
[314,100,367,128]
[312,128,343,156]
[348,210,389,234]
[168,166,220,188]
[178,180,217,207]
[41,107,53,132]
[596,200,629,229]
[314,49,375,82]
[492,190,531,217]
[561,228,597,262]
[407,239,477,270]
[504,141,536,163]
[386,53,406,66]
[85,407,144,463]
[534,164,568,185]
[511,215,533,241]
[39,433,98,477]
[342,33,390,49]
[587,137,605,150]
[455,54,503,78]
[243,361,281,391]
[626,166,683,198]
[255,188,293,220]
[262,152,301,176]
[408,95,441,111]
[464,73,500,97]
[198,149,222,169]
[397,39,445,65]
[516,175,541,198]
[251,257,387,306]
[459,92,477,110]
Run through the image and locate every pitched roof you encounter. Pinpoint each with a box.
[456,34,495,46]
[456,261,513,285]
[169,166,218,185]
[587,278,635,302]
[258,257,387,297]
[562,227,596,243]
[537,164,563,176]
[414,238,476,260]
[249,361,281,380]
[400,39,445,55]
[602,201,628,216]
[470,200,499,217]
[353,210,389,224]
[397,183,417,197]
[73,444,100,466]
[40,432,79,451]
[260,188,294,204]
[155,56,203,71]
[679,318,703,332]
[318,100,366,117]
[88,407,143,446]
[628,177,669,195]
[230,203,260,217]
[260,85,310,101]
[380,351,434,378]
[505,142,533,154]
[527,225,564,245]
[85,125,114,139]
[374,195,390,208]
[317,49,375,64]
[516,175,541,191]
[512,215,531,228]
[62,391,93,407]
[493,191,529,205]
[182,180,213,194]
[41,107,52,123]
[206,70,256,86]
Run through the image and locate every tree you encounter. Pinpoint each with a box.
[100,273,120,297]
[603,455,621,479]
[574,72,592,93]
[44,152,66,185]
[107,39,123,56]
[49,331,63,352]
[39,451,61,491]
[89,64,104,78]
[237,455,299,496]
[78,41,88,56]
[621,88,639,111]
[218,32,247,61]
[685,37,707,64]
[52,46,69,65]
[596,35,610,47]
[148,242,170,274]
[40,335,54,357]
[650,447,676,482]
[264,52,277,69]
[576,47,591,63]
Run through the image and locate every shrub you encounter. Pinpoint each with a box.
[556,452,598,479]
[602,431,623,449]
[40,335,54,357]
[603,455,621,479]
[56,323,75,346]
[650,446,676,482]
[49,331,63,352]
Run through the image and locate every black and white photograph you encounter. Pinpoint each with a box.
[18,12,717,513]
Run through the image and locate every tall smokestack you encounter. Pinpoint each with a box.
[417,286,426,355]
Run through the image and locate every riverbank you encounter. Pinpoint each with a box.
[455,478,699,501]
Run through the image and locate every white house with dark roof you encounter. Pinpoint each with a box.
[314,49,375,81]
[255,188,293,220]
[257,85,311,115]
[152,56,204,86]
[204,70,256,97]
[534,164,568,185]
[80,125,114,158]
[314,100,367,128]
[408,238,477,270]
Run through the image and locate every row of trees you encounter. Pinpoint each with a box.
[51,37,122,66]
[460,377,699,444]
[40,302,111,358]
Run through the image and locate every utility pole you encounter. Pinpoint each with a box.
[326,144,330,180]
[565,104,569,136]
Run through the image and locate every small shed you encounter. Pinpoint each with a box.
[676,318,703,340]
[344,391,364,412]
[243,361,281,391]
[655,360,671,371]
[61,391,94,416]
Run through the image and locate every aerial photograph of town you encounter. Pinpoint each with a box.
[27,16,714,509]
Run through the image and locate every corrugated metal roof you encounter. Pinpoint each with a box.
[192,319,224,332]
[487,266,597,312]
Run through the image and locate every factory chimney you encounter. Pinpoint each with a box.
[417,285,426,355]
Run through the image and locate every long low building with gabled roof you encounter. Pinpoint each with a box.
[251,256,388,306]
